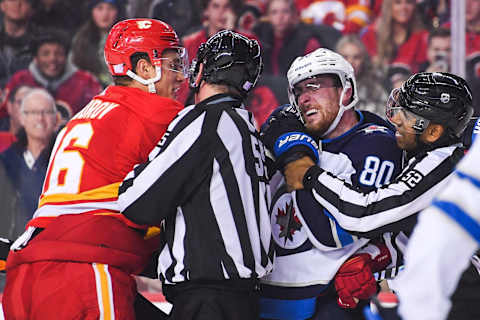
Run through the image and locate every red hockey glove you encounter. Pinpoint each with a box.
[334,253,377,309]
[334,241,392,309]
[360,240,392,273]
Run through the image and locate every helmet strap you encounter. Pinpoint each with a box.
[126,66,162,94]
[321,86,354,138]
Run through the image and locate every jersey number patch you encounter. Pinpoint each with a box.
[43,122,94,195]
[359,156,395,187]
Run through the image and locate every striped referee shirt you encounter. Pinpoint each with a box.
[300,144,465,237]
[118,94,273,284]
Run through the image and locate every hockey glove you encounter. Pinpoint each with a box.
[260,104,319,172]
[335,241,392,309]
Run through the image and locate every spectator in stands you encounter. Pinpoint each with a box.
[150,0,202,37]
[0,84,32,152]
[3,28,102,118]
[300,0,374,34]
[71,0,126,88]
[336,34,388,117]
[236,1,263,34]
[0,84,31,133]
[0,88,57,238]
[182,0,244,64]
[420,27,451,73]
[246,75,289,128]
[253,0,340,76]
[361,0,429,76]
[30,0,81,34]
[179,0,245,104]
[439,0,480,115]
[0,0,36,89]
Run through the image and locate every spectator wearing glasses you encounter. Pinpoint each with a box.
[0,88,58,237]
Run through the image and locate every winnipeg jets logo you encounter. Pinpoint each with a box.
[276,201,302,244]
[271,190,307,249]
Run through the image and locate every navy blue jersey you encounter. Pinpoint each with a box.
[260,110,403,320]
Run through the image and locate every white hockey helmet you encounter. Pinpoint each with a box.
[287,48,359,137]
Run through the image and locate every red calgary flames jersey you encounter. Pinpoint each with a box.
[29,85,183,228]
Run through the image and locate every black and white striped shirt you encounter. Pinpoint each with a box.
[301,144,465,238]
[118,94,273,284]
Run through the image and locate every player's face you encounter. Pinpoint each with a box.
[154,50,186,100]
[35,43,67,79]
[390,113,418,150]
[294,75,342,135]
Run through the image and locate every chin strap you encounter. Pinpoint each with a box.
[321,86,356,138]
[126,66,162,93]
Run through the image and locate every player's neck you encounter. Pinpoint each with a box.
[324,109,359,140]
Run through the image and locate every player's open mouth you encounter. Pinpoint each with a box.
[305,109,318,117]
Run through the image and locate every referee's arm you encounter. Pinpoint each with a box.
[118,120,207,225]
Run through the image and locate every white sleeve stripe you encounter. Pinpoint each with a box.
[118,114,205,211]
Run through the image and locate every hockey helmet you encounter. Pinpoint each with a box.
[386,72,473,138]
[189,30,263,98]
[287,48,359,137]
[104,19,187,92]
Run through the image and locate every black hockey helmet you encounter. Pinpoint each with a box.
[189,30,263,98]
[397,72,474,138]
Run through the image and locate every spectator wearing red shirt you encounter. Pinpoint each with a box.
[361,0,428,77]
[3,28,102,118]
[179,0,253,104]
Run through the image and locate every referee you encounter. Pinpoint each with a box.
[118,30,273,320]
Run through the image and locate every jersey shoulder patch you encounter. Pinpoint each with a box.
[270,185,308,250]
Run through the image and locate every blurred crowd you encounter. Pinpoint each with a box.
[0,0,479,289]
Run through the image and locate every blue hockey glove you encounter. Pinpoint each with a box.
[260,104,319,172]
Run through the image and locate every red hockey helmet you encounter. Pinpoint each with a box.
[104,18,186,77]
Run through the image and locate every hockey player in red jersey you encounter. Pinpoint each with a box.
[2,18,187,320]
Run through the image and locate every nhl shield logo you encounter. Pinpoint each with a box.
[270,186,308,249]
[440,93,450,103]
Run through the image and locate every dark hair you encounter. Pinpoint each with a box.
[31,28,71,55]
[112,52,151,85]
[71,1,125,80]
[428,27,451,44]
